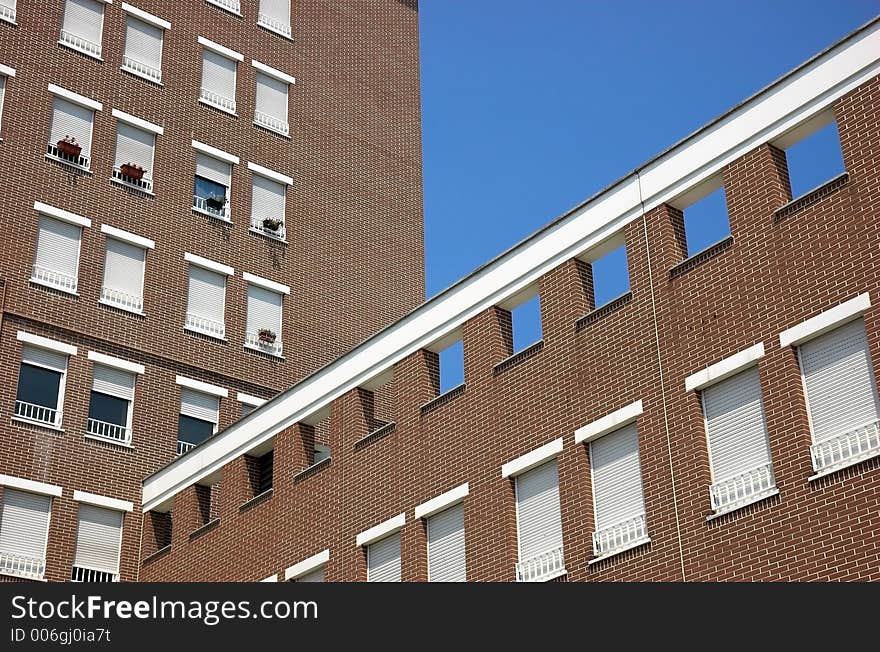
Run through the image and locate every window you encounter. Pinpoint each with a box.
[314,443,331,464]
[238,393,266,418]
[253,62,295,137]
[249,163,291,240]
[510,294,542,352]
[14,345,69,429]
[681,185,730,257]
[120,6,169,84]
[257,0,291,38]
[514,460,564,582]
[590,243,630,309]
[192,145,236,220]
[244,274,288,357]
[60,0,105,59]
[436,338,464,394]
[177,388,219,456]
[799,318,880,475]
[285,550,329,582]
[256,450,273,494]
[427,503,466,582]
[100,227,152,313]
[87,365,136,445]
[71,504,122,582]
[777,112,846,200]
[0,0,15,25]
[198,38,241,115]
[184,254,232,339]
[590,423,649,557]
[0,64,12,134]
[0,489,51,580]
[31,214,84,294]
[206,0,240,15]
[367,534,401,582]
[47,88,99,170]
[112,111,161,193]
[702,367,776,514]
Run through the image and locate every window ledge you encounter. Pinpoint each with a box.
[189,518,220,541]
[98,299,145,317]
[354,421,396,450]
[198,99,237,117]
[244,343,285,360]
[30,278,79,296]
[142,544,172,565]
[252,120,291,139]
[589,537,651,565]
[239,488,273,513]
[57,40,104,62]
[293,457,331,484]
[775,172,849,223]
[493,340,544,376]
[84,433,134,449]
[257,22,294,41]
[0,19,17,27]
[184,326,227,342]
[206,0,242,17]
[0,569,46,582]
[248,226,287,243]
[420,383,466,416]
[11,416,64,433]
[120,65,163,86]
[808,448,880,482]
[575,291,633,332]
[706,487,779,521]
[110,176,156,196]
[668,235,734,280]
[44,153,92,174]
[192,206,232,223]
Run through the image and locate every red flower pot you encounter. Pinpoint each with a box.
[120,164,145,180]
[57,140,82,159]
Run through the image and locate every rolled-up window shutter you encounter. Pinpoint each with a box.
[92,365,135,401]
[201,50,236,100]
[187,266,226,323]
[195,154,231,187]
[62,0,104,45]
[124,16,162,71]
[21,345,68,373]
[0,77,6,131]
[180,388,219,423]
[255,73,287,122]
[102,238,145,299]
[298,567,324,582]
[251,175,286,222]
[246,285,282,335]
[34,216,81,280]
[50,98,93,157]
[260,0,290,25]
[427,503,466,582]
[590,423,646,530]
[515,460,562,562]
[367,533,400,582]
[114,123,154,178]
[0,489,51,564]
[72,504,122,575]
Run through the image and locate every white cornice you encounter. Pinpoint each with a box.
[191,140,239,165]
[176,376,228,398]
[112,109,164,135]
[684,343,766,392]
[0,474,62,497]
[252,60,296,85]
[73,490,134,513]
[356,513,405,548]
[47,84,102,111]
[88,351,145,375]
[17,331,77,357]
[237,392,267,408]
[501,439,563,478]
[414,483,469,520]
[101,224,155,249]
[779,293,871,348]
[284,550,329,581]
[121,3,170,30]
[247,162,293,186]
[184,252,234,277]
[34,202,91,228]
[574,400,644,444]
[198,37,243,62]
[242,272,290,295]
[0,64,15,77]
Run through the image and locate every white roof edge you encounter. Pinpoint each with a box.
[252,59,296,85]
[779,293,871,348]
[191,140,239,165]
[0,474,63,497]
[72,490,134,513]
[574,400,644,445]
[142,20,880,512]
[198,36,244,62]
[34,201,91,228]
[684,343,766,393]
[414,483,469,520]
[47,84,102,111]
[242,272,290,295]
[184,252,234,276]
[284,549,330,580]
[176,375,228,398]
[17,331,77,357]
[0,64,15,77]
[100,224,155,249]
[236,392,266,407]
[355,513,406,547]
[111,109,164,135]
[247,161,293,186]
[121,3,171,29]
[87,351,145,375]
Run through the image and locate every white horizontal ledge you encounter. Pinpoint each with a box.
[111,109,164,135]
[121,2,170,29]
[88,351,145,375]
[184,252,234,277]
[247,161,293,186]
[575,400,644,444]
[414,483,469,520]
[242,272,290,295]
[198,36,244,62]
[191,140,239,165]
[73,490,133,513]
[685,343,765,392]
[101,224,155,249]
[260,574,278,582]
[501,438,563,478]
[779,293,871,348]
[237,392,267,408]
[0,63,15,77]
[34,202,91,229]
[0,474,63,497]
[251,60,296,85]
[17,331,77,357]
[47,84,102,111]
[284,549,329,581]
[356,513,405,548]
[176,375,228,398]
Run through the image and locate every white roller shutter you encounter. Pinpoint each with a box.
[246,285,282,335]
[34,216,81,280]
[72,504,122,575]
[62,0,104,45]
[22,345,68,373]
[801,318,880,442]
[124,16,162,71]
[298,567,324,582]
[102,238,145,299]
[195,153,231,187]
[255,73,287,122]
[260,0,290,25]
[49,98,94,158]
[427,503,466,582]
[92,365,135,401]
[251,175,286,222]
[590,423,645,530]
[187,266,226,322]
[180,389,219,424]
[0,490,51,563]
[114,123,154,177]
[0,77,6,131]
[367,533,400,582]
[201,50,236,100]
[515,460,563,562]
[703,367,772,481]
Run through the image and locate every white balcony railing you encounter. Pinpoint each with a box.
[592,513,650,558]
[0,552,45,580]
[811,420,880,476]
[59,29,102,58]
[193,194,231,221]
[250,216,286,241]
[515,545,565,582]
[185,313,225,339]
[101,286,143,314]
[71,566,117,583]
[177,440,197,456]
[87,418,131,445]
[14,400,61,428]
[245,330,283,357]
[0,2,16,24]
[111,167,153,193]
[32,264,78,294]
[121,55,162,83]
[46,142,91,171]
[199,87,236,114]
[207,0,240,14]
[254,110,289,136]
[257,13,291,38]
[709,461,776,514]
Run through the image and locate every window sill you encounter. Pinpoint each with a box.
[193,206,232,223]
[44,153,92,174]
[206,0,242,17]
[30,278,79,296]
[575,291,633,332]
[244,343,284,359]
[706,487,779,521]
[420,383,466,416]
[248,226,287,243]
[493,340,544,376]
[57,40,103,62]
[252,120,291,139]
[0,569,46,582]
[120,65,163,86]
[184,326,227,342]
[293,457,331,484]
[189,518,220,541]
[110,176,156,196]
[11,416,64,433]
[239,488,273,513]
[198,99,237,117]
[98,299,145,317]
[775,172,849,223]
[589,537,651,565]
[808,447,880,482]
[0,17,16,27]
[84,433,134,448]
[354,422,396,450]
[142,544,171,565]
[257,21,294,41]
[668,235,734,280]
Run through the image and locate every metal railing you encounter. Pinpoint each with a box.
[0,552,45,580]
[257,13,291,38]
[32,264,78,294]
[811,420,880,475]
[14,400,61,428]
[59,29,102,58]
[177,440,197,456]
[199,87,236,114]
[86,418,131,445]
[121,55,161,83]
[592,512,650,558]
[250,216,286,241]
[46,142,91,170]
[71,566,117,583]
[111,167,153,193]
[100,286,143,314]
[254,110,289,136]
[709,461,776,513]
[193,194,230,221]
[0,2,15,23]
[185,312,226,339]
[515,545,565,582]
[207,0,240,14]
[245,330,283,357]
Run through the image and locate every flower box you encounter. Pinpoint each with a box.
[57,138,82,159]
[262,218,283,232]
[120,163,146,180]
[258,329,277,344]
[206,195,227,211]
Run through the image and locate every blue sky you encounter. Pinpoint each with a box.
[418,1,877,389]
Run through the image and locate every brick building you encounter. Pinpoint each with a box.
[139,18,880,582]
[0,0,423,582]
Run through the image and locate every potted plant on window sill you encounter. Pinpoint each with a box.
[262,218,283,232]
[258,328,277,344]
[205,194,227,211]
[120,162,146,181]
[57,135,81,159]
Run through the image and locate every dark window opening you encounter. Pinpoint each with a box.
[178,414,214,446]
[88,392,129,427]
[194,175,228,212]
[257,450,273,494]
[16,363,61,409]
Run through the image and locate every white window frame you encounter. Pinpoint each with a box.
[59,0,110,61]
[85,351,144,446]
[0,0,16,25]
[184,253,233,340]
[0,64,14,135]
[248,162,292,241]
[46,85,101,172]
[192,140,238,221]
[251,60,295,137]
[198,37,242,116]
[257,0,292,39]
[120,3,170,84]
[0,485,56,581]
[30,202,90,295]
[206,0,240,17]
[243,271,289,358]
[99,224,154,314]
[70,491,130,582]
[13,332,77,431]
[110,109,163,194]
